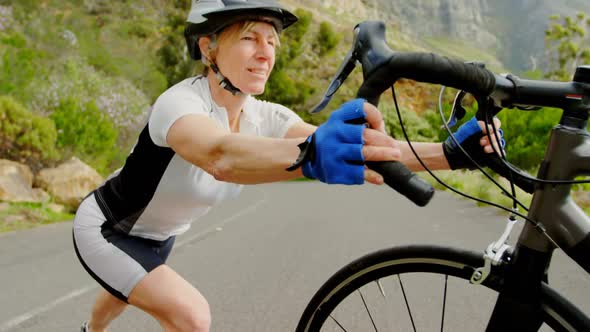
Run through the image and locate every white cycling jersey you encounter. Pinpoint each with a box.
[93,76,302,240]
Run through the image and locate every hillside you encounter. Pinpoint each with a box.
[1,1,589,231]
[1,0,586,176]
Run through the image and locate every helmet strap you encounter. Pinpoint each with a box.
[210,62,244,96]
[202,34,245,96]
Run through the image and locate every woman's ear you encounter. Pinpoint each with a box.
[198,36,211,60]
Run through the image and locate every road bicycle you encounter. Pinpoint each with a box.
[295,21,590,331]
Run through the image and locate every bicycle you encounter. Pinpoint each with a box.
[295,21,590,332]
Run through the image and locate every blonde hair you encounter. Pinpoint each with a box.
[202,20,280,76]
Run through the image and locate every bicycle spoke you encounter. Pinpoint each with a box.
[357,289,379,331]
[329,314,348,332]
[375,279,399,331]
[397,274,417,332]
[440,274,448,332]
[376,279,386,297]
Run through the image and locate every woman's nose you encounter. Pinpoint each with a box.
[256,40,274,60]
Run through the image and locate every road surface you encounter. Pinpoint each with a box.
[1,182,588,331]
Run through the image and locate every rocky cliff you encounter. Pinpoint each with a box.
[292,0,588,72]
[369,0,588,71]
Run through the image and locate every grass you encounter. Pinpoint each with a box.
[0,173,586,234]
[0,202,74,233]
[426,169,590,215]
[427,169,532,210]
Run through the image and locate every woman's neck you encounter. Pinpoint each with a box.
[207,74,247,131]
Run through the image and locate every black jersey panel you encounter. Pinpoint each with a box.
[96,124,175,233]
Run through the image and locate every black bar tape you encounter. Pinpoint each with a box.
[358,53,496,106]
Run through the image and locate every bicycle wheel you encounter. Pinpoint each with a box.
[296,245,590,332]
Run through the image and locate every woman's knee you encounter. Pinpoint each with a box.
[191,301,212,331]
[171,301,211,332]
[129,265,212,331]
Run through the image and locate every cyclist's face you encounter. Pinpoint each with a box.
[215,21,277,95]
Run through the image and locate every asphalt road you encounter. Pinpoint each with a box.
[1,182,589,331]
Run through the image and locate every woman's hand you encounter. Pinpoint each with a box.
[288,99,400,185]
[361,102,400,184]
[443,116,506,170]
[478,117,505,154]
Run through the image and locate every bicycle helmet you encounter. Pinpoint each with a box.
[184,0,298,60]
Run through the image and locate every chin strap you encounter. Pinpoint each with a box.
[209,62,244,96]
[201,34,244,96]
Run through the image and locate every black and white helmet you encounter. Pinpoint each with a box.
[184,0,298,60]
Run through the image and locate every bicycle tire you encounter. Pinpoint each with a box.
[296,245,590,332]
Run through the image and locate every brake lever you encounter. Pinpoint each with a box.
[307,21,435,206]
[310,27,361,114]
[443,90,468,129]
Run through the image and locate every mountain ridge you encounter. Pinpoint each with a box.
[285,0,588,72]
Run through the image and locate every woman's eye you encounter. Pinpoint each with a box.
[242,36,254,41]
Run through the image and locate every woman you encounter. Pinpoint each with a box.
[74,1,503,331]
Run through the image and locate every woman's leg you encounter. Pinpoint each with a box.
[128,265,211,332]
[86,289,128,332]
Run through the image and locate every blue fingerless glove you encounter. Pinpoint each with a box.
[443,116,506,170]
[286,98,366,184]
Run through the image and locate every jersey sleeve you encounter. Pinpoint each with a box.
[149,86,209,147]
[261,102,303,138]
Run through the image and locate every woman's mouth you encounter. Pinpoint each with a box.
[247,68,267,77]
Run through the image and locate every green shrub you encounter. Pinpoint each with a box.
[156,0,196,88]
[31,56,149,148]
[260,9,316,111]
[0,31,44,99]
[0,95,59,170]
[382,105,440,142]
[315,22,340,56]
[497,107,561,171]
[50,98,118,174]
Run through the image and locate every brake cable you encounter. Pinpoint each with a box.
[389,85,559,248]
[441,87,590,186]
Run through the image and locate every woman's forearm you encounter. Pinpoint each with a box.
[208,134,306,184]
[399,141,450,171]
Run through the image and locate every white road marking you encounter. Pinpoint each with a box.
[0,286,97,332]
[0,189,267,331]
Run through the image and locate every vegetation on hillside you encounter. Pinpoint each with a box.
[0,1,588,230]
[544,12,590,81]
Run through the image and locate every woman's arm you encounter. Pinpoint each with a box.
[284,121,316,139]
[284,119,450,172]
[281,119,502,173]
[166,103,399,185]
[394,118,504,172]
[399,142,450,171]
[167,114,306,184]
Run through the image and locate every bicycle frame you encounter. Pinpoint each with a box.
[488,87,590,330]
[520,113,590,259]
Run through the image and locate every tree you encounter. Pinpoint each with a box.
[315,22,340,56]
[260,9,315,109]
[544,12,590,81]
[156,0,199,88]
